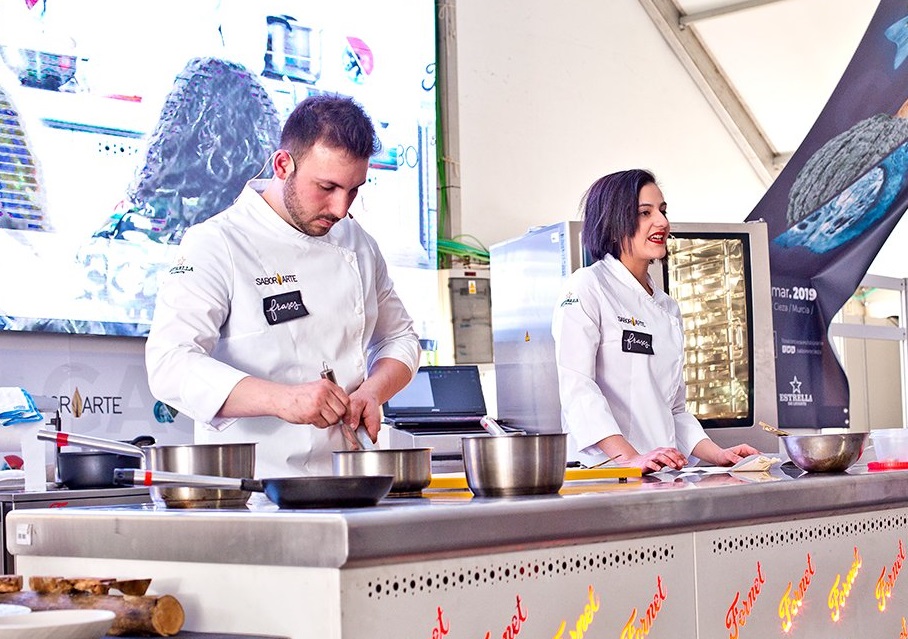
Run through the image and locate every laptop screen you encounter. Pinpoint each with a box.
[383,365,487,420]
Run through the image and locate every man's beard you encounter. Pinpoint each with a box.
[282,177,337,237]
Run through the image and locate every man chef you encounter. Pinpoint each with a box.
[145,94,420,477]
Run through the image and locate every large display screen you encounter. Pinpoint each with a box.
[0,0,437,336]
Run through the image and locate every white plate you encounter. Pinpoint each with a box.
[0,609,115,639]
[0,605,29,617]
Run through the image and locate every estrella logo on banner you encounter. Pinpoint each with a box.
[746,0,908,428]
[778,376,813,408]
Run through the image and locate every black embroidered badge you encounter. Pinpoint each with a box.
[621,330,654,355]
[262,291,309,325]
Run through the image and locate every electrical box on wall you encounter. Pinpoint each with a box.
[436,269,492,365]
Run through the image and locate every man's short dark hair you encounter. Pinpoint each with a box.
[280,94,380,160]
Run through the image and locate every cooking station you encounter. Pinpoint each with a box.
[6,465,908,639]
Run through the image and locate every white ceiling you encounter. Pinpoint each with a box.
[643,0,881,182]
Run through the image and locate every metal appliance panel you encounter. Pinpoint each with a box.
[490,222,583,435]
[0,486,149,573]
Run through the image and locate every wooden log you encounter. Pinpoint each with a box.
[0,576,22,593]
[29,576,152,596]
[0,591,184,636]
[30,576,114,595]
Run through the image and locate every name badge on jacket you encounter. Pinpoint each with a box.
[263,291,309,325]
[622,330,654,355]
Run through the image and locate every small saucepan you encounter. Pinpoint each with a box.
[332,448,432,496]
[113,468,394,508]
[57,434,156,489]
[37,430,151,489]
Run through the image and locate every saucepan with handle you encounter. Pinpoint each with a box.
[463,417,569,497]
[113,468,394,508]
[321,363,433,496]
[36,430,256,507]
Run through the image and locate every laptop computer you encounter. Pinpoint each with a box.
[382,365,488,431]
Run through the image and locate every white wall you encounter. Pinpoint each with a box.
[450,0,908,279]
[452,0,767,248]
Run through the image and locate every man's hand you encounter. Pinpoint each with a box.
[345,387,383,442]
[273,379,350,427]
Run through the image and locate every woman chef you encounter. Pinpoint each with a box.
[552,169,759,474]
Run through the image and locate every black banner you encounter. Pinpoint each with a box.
[746,1,908,428]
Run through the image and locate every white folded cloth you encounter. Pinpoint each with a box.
[0,387,43,426]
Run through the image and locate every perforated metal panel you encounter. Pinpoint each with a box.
[343,535,694,637]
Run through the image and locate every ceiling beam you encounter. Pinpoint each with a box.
[637,0,786,185]
[680,0,791,28]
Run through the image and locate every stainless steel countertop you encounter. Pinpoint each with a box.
[7,465,908,568]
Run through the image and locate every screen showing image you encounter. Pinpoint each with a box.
[0,0,437,336]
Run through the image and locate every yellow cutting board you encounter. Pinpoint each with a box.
[426,467,641,491]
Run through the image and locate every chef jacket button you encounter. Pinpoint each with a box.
[355,307,363,315]
[346,254,355,263]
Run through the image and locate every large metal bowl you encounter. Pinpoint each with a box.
[332,448,432,496]
[781,432,868,473]
[147,443,257,508]
[462,433,567,497]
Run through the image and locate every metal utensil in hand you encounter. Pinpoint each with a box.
[320,362,375,451]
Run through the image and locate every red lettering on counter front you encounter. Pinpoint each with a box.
[778,553,815,632]
[828,546,862,622]
[875,539,906,611]
[725,562,766,639]
[552,585,600,639]
[483,595,528,639]
[429,606,449,639]
[620,576,668,639]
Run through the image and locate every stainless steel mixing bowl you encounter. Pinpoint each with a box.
[461,433,567,497]
[781,432,868,473]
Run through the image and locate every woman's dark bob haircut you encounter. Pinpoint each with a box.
[581,169,657,262]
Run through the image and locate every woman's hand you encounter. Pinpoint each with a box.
[710,444,761,467]
[597,435,687,475]
[626,447,688,474]
[692,439,760,467]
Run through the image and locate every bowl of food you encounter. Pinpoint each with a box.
[461,433,567,497]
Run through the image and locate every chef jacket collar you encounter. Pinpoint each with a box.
[601,254,675,312]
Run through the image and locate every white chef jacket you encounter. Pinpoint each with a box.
[145,181,420,477]
[552,254,707,466]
